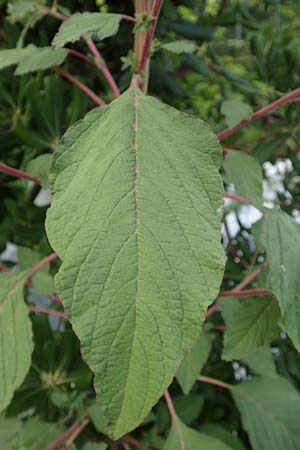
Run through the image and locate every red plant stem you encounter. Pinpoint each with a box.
[231,261,268,292]
[83,36,120,97]
[52,67,106,106]
[197,375,231,390]
[44,421,80,450]
[218,87,300,140]
[68,49,97,66]
[0,263,10,272]
[0,163,40,184]
[164,389,185,450]
[52,0,59,8]
[224,192,251,204]
[205,303,221,318]
[138,0,164,72]
[122,15,139,23]
[26,253,57,279]
[219,288,270,298]
[63,418,89,448]
[29,306,67,320]
[41,6,120,97]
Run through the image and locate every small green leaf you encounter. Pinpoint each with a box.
[0,272,33,413]
[173,394,204,425]
[222,297,280,361]
[221,100,253,128]
[90,402,106,434]
[26,154,52,188]
[0,45,35,71]
[162,40,197,54]
[200,424,246,450]
[232,376,300,450]
[223,150,263,210]
[46,85,224,438]
[242,346,277,378]
[8,0,44,24]
[176,331,212,394]
[163,416,234,450]
[52,13,122,48]
[0,417,22,450]
[8,418,64,450]
[15,47,68,75]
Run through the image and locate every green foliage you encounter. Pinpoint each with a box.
[0,273,33,413]
[46,84,224,438]
[222,297,280,360]
[52,13,122,47]
[232,376,300,450]
[1,1,300,449]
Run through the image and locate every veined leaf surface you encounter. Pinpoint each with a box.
[46,85,224,438]
[0,272,33,412]
[52,13,122,47]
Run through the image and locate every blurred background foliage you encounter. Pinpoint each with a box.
[1,1,300,449]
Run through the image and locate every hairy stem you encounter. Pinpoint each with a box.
[138,0,164,73]
[218,87,300,140]
[52,67,106,106]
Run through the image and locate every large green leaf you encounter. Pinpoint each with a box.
[176,330,212,394]
[52,13,122,48]
[163,416,234,450]
[15,47,68,75]
[0,272,33,412]
[232,376,300,450]
[242,346,277,378]
[223,150,263,209]
[46,85,224,438]
[222,297,280,361]
[262,209,300,351]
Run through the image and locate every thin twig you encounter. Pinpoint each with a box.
[44,421,79,450]
[52,67,106,106]
[224,192,251,204]
[63,418,89,448]
[26,253,57,278]
[219,288,270,298]
[218,87,300,140]
[28,306,67,320]
[231,261,268,292]
[197,375,231,390]
[164,390,185,450]
[0,163,40,184]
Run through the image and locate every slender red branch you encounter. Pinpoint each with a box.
[40,5,67,21]
[218,87,300,140]
[219,288,270,298]
[44,421,80,450]
[63,418,89,448]
[205,303,221,318]
[138,0,164,72]
[0,163,41,184]
[122,15,139,23]
[29,306,67,320]
[26,253,57,279]
[231,261,268,292]
[68,49,97,66]
[164,389,185,450]
[197,375,231,390]
[224,192,251,204]
[52,67,106,106]
[83,36,120,97]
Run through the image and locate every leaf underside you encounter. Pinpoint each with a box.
[52,13,122,48]
[46,85,224,438]
[0,272,33,413]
